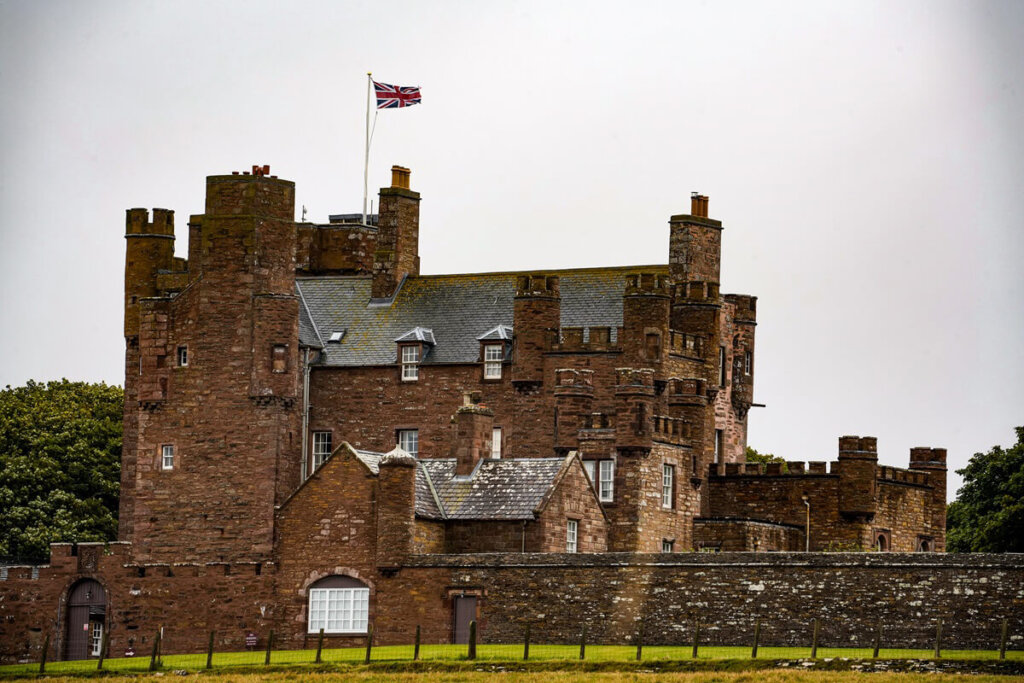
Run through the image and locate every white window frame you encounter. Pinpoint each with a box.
[483,344,503,379]
[312,431,332,469]
[90,621,104,657]
[401,345,420,381]
[661,539,674,553]
[398,429,419,458]
[161,444,174,470]
[307,587,370,634]
[662,463,675,509]
[598,460,614,502]
[177,345,188,367]
[566,519,578,553]
[583,460,596,485]
[492,427,502,459]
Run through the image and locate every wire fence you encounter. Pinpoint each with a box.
[2,616,1021,676]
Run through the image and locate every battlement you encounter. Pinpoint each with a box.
[555,326,616,351]
[515,274,560,298]
[615,367,655,389]
[838,435,878,458]
[554,368,595,392]
[651,414,691,444]
[205,165,295,220]
[878,465,930,487]
[672,280,720,303]
[126,208,174,236]
[667,331,705,358]
[667,377,708,403]
[909,446,947,468]
[624,272,670,296]
[725,294,757,323]
[710,460,833,477]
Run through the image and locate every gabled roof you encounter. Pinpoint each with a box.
[416,456,571,521]
[296,265,661,366]
[394,326,436,344]
[476,324,513,341]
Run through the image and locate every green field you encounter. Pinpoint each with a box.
[2,643,1021,678]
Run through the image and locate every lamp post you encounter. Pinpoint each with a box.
[802,494,811,552]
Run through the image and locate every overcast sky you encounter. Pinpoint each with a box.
[1,1,1022,500]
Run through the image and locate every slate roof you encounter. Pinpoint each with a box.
[416,457,570,521]
[295,265,665,366]
[333,446,586,522]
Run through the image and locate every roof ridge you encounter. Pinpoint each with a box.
[419,461,447,519]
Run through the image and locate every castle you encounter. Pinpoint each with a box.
[0,164,968,663]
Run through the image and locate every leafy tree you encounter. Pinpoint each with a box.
[0,380,122,561]
[946,427,1024,553]
[745,446,786,465]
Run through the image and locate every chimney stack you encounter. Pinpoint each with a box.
[450,398,494,476]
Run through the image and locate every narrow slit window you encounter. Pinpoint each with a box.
[272,344,288,373]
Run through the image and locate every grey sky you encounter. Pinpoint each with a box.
[1,1,1022,500]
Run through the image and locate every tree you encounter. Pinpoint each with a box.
[745,446,786,465]
[0,380,122,561]
[946,427,1024,553]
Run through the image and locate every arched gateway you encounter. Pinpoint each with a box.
[64,579,106,660]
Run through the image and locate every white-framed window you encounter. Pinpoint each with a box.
[566,519,578,553]
[483,344,503,379]
[161,444,174,470]
[398,429,419,458]
[312,431,332,469]
[583,460,596,484]
[177,345,188,367]
[90,621,103,657]
[492,427,502,459]
[598,460,614,502]
[661,539,674,553]
[307,580,370,634]
[401,345,420,381]
[662,464,675,509]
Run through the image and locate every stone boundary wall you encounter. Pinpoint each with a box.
[400,552,1024,649]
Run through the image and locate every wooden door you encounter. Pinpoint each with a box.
[453,596,477,644]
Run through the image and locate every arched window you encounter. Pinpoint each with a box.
[875,534,888,551]
[307,576,369,634]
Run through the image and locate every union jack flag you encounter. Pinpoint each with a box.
[373,81,422,109]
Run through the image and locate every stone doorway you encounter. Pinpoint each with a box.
[64,579,106,660]
[452,595,477,644]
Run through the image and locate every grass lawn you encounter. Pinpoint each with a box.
[1,643,1020,678]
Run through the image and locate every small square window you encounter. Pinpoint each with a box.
[177,346,188,367]
[661,539,674,553]
[566,519,578,553]
[483,344,503,379]
[161,444,175,470]
[401,345,420,381]
[398,429,419,458]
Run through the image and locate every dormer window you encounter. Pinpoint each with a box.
[483,344,503,379]
[394,327,435,382]
[401,344,420,381]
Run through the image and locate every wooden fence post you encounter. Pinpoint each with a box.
[206,631,215,669]
[934,618,942,659]
[264,630,274,665]
[97,627,110,670]
[148,630,161,671]
[579,624,587,660]
[467,620,476,660]
[364,623,374,664]
[873,621,882,659]
[811,618,819,659]
[523,622,531,661]
[692,619,700,659]
[752,619,761,659]
[315,627,324,663]
[414,624,421,661]
[38,633,49,674]
[636,623,643,661]
[999,619,1008,660]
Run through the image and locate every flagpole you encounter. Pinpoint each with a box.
[363,72,372,226]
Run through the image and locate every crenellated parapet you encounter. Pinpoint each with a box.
[125,208,176,337]
[615,368,655,450]
[673,281,721,305]
[555,327,616,352]
[553,369,595,452]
